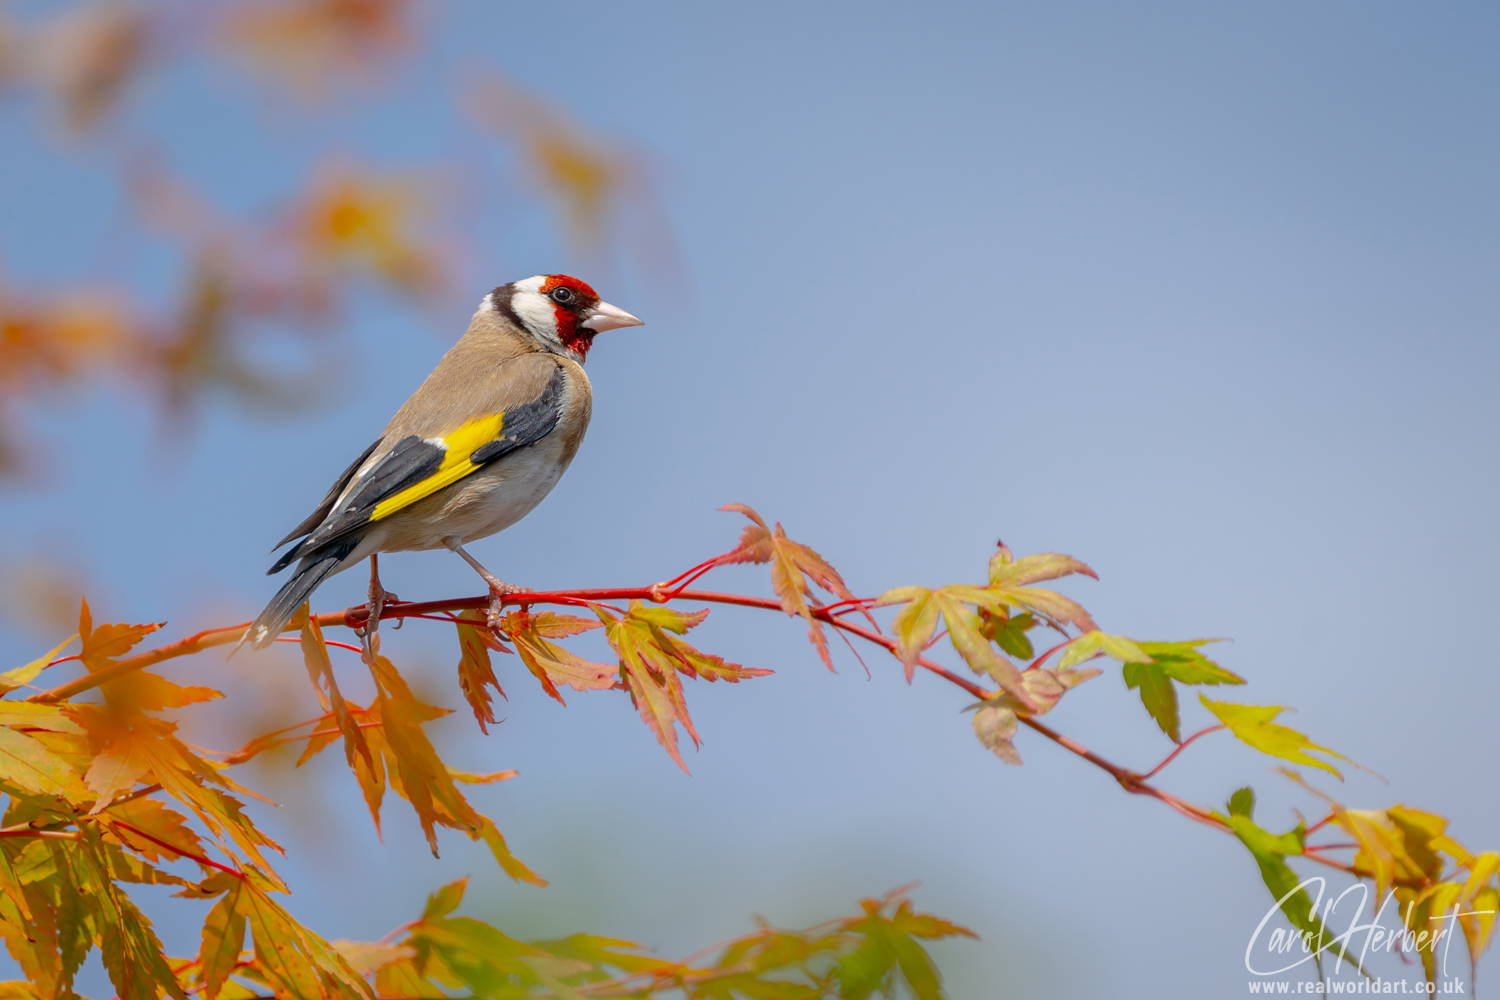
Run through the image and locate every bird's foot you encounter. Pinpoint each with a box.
[486,581,533,627]
[357,555,392,658]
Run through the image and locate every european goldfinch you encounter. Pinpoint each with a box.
[246,274,642,650]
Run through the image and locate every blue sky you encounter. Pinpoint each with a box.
[2,2,1498,996]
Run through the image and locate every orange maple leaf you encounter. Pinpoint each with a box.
[499,610,613,706]
[595,601,770,773]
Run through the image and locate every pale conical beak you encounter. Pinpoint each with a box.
[581,301,643,332]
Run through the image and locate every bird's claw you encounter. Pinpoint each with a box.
[486,582,532,627]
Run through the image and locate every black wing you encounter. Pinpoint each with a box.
[267,366,565,574]
[272,438,382,550]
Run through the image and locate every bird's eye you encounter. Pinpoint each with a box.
[550,287,575,305]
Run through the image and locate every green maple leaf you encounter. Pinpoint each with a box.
[978,608,1036,660]
[1213,792,1364,975]
[1119,640,1243,742]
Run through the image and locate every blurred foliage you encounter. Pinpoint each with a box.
[0,0,664,479]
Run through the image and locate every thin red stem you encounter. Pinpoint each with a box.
[222,721,385,765]
[104,783,165,809]
[110,820,244,878]
[1018,717,1228,831]
[1029,638,1074,671]
[1139,725,1227,781]
[822,596,874,614]
[650,555,726,601]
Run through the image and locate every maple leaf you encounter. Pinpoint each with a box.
[464,70,637,254]
[1056,631,1151,670]
[0,635,76,695]
[293,606,372,772]
[0,702,83,733]
[70,830,190,1000]
[197,883,248,1000]
[1118,640,1243,742]
[0,723,91,804]
[331,939,415,978]
[972,703,1021,766]
[83,733,152,811]
[874,585,1034,708]
[1454,855,1500,981]
[1201,696,1352,778]
[68,705,285,885]
[364,654,470,854]
[1279,767,1498,985]
[285,167,443,299]
[101,798,206,867]
[1279,773,1427,909]
[596,601,771,772]
[454,610,504,731]
[355,653,542,884]
[836,896,976,1000]
[224,0,413,96]
[719,504,867,671]
[986,545,1098,634]
[476,818,547,888]
[76,599,219,714]
[116,673,223,712]
[78,598,163,669]
[448,767,518,785]
[971,667,1099,765]
[1212,790,1362,974]
[26,3,152,134]
[977,608,1036,660]
[499,610,613,704]
[235,880,374,1000]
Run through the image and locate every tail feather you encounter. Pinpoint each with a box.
[247,542,356,649]
[267,537,306,576]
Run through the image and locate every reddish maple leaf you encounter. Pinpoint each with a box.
[454,610,504,731]
[717,504,869,671]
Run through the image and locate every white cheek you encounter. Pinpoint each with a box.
[511,292,557,341]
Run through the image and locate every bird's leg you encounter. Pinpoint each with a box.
[358,554,390,655]
[443,537,530,626]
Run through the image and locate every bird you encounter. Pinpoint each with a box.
[244,274,642,650]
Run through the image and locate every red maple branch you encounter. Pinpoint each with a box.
[19,573,1385,881]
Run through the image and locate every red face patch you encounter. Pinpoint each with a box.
[539,274,599,301]
[538,274,601,358]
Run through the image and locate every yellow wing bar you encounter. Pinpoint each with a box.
[369,412,507,522]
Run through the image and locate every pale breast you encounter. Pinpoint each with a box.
[375,360,593,552]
